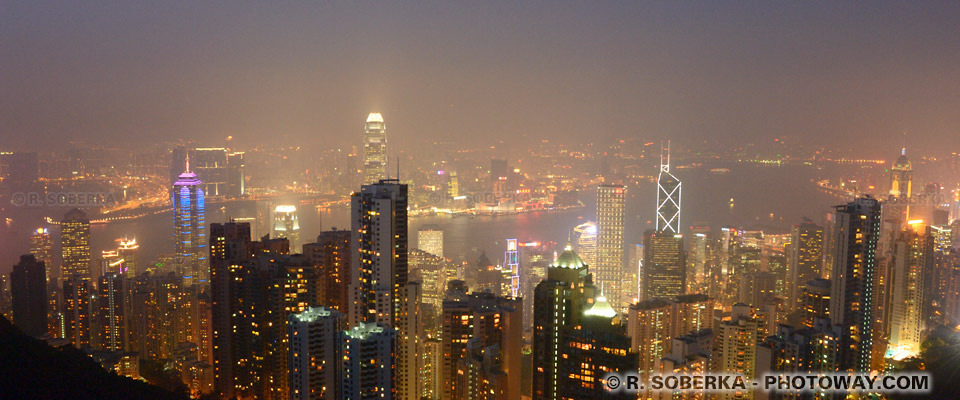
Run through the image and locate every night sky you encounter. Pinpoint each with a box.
[2,1,959,155]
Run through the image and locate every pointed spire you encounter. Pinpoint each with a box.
[660,140,671,173]
[901,147,906,156]
[185,152,191,173]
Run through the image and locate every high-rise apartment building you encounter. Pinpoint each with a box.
[289,307,344,400]
[341,323,395,400]
[97,272,126,351]
[348,180,420,400]
[829,197,882,372]
[303,229,352,318]
[441,290,522,400]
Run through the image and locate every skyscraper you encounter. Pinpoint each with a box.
[886,222,930,360]
[418,227,444,258]
[61,208,91,280]
[531,248,598,400]
[597,184,625,309]
[289,307,344,400]
[363,113,387,184]
[628,299,673,377]
[341,323,395,400]
[348,179,419,400]
[273,205,301,252]
[799,278,831,328]
[829,196,881,372]
[208,223,315,399]
[441,290,522,400]
[642,230,685,301]
[29,228,53,282]
[711,304,763,400]
[349,179,408,327]
[559,295,635,400]
[173,156,206,282]
[889,147,912,199]
[62,275,91,348]
[656,142,681,234]
[788,222,824,310]
[97,272,126,351]
[303,229,352,318]
[61,208,92,348]
[11,254,47,337]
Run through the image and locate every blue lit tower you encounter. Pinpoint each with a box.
[173,155,207,282]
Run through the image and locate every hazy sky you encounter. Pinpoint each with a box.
[2,1,959,156]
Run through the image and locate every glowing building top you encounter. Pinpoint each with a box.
[366,112,384,123]
[889,147,912,198]
[363,112,387,183]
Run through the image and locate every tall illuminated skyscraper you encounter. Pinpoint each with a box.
[597,184,625,309]
[531,248,598,400]
[788,222,824,310]
[642,230,685,301]
[273,205,301,252]
[97,272,126,351]
[656,141,681,234]
[348,179,420,400]
[829,196,881,372]
[173,156,206,282]
[363,113,387,184]
[61,208,91,280]
[29,228,53,282]
[886,222,930,360]
[889,147,912,199]
[61,208,92,348]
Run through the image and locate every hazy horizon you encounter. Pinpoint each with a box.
[2,2,959,156]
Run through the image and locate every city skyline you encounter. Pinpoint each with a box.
[2,3,960,399]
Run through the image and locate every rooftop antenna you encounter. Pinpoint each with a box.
[660,140,671,173]
[397,157,401,181]
[185,153,191,173]
[901,131,907,156]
